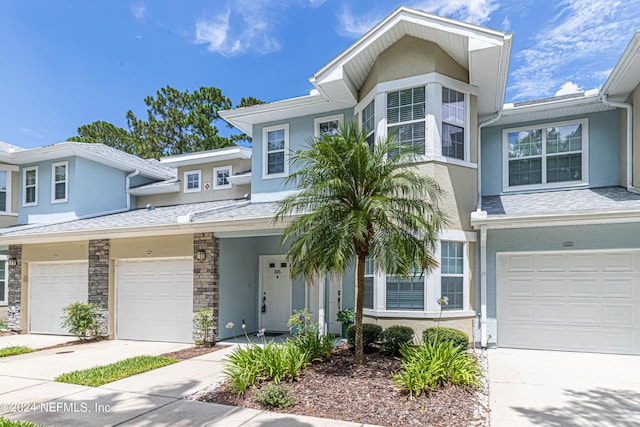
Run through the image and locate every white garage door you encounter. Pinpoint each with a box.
[116,258,193,343]
[30,261,88,335]
[497,250,640,355]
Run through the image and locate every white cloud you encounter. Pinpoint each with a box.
[195,12,231,53]
[308,0,327,7]
[501,15,511,31]
[130,3,147,22]
[20,128,45,139]
[510,0,640,100]
[554,81,582,96]
[337,0,500,38]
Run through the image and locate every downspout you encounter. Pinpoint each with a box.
[476,112,502,348]
[125,170,140,211]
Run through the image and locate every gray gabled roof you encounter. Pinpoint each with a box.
[482,186,640,216]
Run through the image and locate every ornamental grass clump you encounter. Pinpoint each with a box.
[392,337,482,398]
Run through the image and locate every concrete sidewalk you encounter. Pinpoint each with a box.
[2,343,380,426]
[0,333,76,350]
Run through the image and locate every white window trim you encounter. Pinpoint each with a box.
[354,72,475,167]
[0,255,6,306]
[502,118,590,193]
[314,114,344,138]
[213,165,233,190]
[0,165,16,214]
[22,166,38,207]
[183,170,202,193]
[262,123,289,180]
[362,230,475,318]
[51,161,68,203]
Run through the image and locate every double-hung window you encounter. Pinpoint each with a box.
[505,119,587,190]
[387,86,426,155]
[23,166,37,206]
[363,257,374,309]
[0,171,7,212]
[440,241,464,310]
[51,161,68,203]
[441,87,465,160]
[213,166,232,190]
[263,124,289,178]
[362,100,375,149]
[184,170,201,193]
[315,114,342,137]
[386,266,424,310]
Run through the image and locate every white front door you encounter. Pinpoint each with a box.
[29,261,89,335]
[327,275,342,335]
[260,256,291,332]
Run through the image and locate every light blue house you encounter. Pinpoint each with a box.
[1,7,639,355]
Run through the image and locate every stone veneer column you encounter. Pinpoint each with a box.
[88,239,109,336]
[7,245,22,331]
[193,232,219,341]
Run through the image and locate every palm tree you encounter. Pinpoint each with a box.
[275,123,446,363]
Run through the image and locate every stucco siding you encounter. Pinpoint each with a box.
[480,222,640,345]
[11,171,18,213]
[0,306,6,321]
[481,109,621,196]
[359,36,469,100]
[416,162,477,230]
[251,109,354,195]
[75,158,128,217]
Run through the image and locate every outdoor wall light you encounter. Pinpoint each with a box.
[8,257,17,267]
[195,250,207,261]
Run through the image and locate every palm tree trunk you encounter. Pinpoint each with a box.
[355,252,366,364]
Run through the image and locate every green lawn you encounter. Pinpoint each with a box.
[0,346,32,358]
[0,418,42,427]
[55,355,178,386]
[0,322,7,330]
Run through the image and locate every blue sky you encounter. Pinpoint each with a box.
[1,0,639,148]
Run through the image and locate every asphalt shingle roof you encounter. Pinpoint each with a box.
[0,199,254,236]
[482,186,640,216]
[73,143,176,179]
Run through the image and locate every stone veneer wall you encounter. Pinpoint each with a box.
[88,239,109,336]
[7,245,22,331]
[193,233,219,341]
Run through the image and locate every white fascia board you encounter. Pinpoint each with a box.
[600,31,640,99]
[127,181,180,196]
[227,173,251,185]
[160,147,251,167]
[470,208,640,230]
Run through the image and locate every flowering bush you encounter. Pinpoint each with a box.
[336,308,355,324]
[287,308,313,335]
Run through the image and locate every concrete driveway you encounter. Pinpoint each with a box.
[488,348,640,426]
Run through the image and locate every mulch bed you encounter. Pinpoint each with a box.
[195,345,487,427]
[161,345,223,361]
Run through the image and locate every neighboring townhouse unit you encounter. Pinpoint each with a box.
[1,8,639,356]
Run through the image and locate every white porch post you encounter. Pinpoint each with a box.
[318,274,326,336]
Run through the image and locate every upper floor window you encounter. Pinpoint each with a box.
[23,166,38,206]
[51,161,68,203]
[503,118,588,191]
[315,114,343,137]
[263,124,289,179]
[362,100,375,149]
[213,166,232,190]
[184,170,201,193]
[0,171,7,212]
[387,86,426,155]
[442,87,465,160]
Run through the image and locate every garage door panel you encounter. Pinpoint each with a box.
[116,258,193,343]
[30,262,88,335]
[498,250,640,355]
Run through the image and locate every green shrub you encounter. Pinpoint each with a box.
[0,418,43,427]
[0,346,33,358]
[392,337,482,397]
[193,308,216,346]
[347,323,382,352]
[423,327,468,351]
[380,325,414,356]
[291,327,334,361]
[60,302,101,340]
[254,384,294,409]
[224,345,264,395]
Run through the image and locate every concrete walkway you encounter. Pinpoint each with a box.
[488,348,640,426]
[0,333,77,350]
[1,338,379,426]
